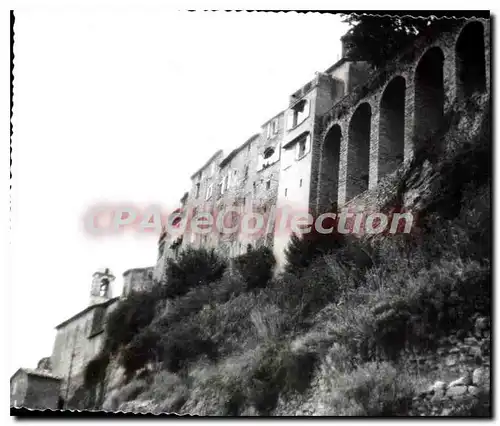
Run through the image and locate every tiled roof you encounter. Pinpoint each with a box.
[11,368,62,381]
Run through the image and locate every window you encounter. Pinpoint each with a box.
[221,175,229,195]
[295,134,311,160]
[263,147,274,159]
[99,279,109,297]
[253,182,256,192]
[287,99,310,130]
[299,178,303,187]
[266,180,271,190]
[205,184,213,200]
[266,118,279,139]
[285,188,288,197]
[244,165,249,179]
[195,183,200,199]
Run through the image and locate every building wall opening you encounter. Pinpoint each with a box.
[319,124,341,211]
[456,21,486,98]
[414,47,444,146]
[378,76,406,179]
[347,103,371,201]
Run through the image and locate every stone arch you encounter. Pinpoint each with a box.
[347,102,371,201]
[319,124,342,211]
[456,21,486,98]
[414,46,445,145]
[378,76,406,179]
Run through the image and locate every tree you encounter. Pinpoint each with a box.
[341,14,435,68]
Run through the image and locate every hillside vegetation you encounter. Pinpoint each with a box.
[80,98,490,416]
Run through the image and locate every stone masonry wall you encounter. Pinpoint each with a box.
[316,18,490,212]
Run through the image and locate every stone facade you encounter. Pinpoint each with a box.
[10,369,62,409]
[122,267,154,297]
[50,296,119,405]
[152,18,490,273]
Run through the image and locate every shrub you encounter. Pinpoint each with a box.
[321,362,416,416]
[195,291,272,355]
[139,370,189,414]
[248,341,318,415]
[111,379,148,408]
[284,230,346,276]
[121,328,162,377]
[160,321,218,373]
[233,246,276,290]
[105,290,159,354]
[164,247,227,298]
[272,251,364,325]
[332,257,490,361]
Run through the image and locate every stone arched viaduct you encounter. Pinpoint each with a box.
[314,19,490,213]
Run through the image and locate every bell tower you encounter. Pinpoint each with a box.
[90,267,115,306]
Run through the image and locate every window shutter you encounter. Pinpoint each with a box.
[286,110,294,130]
[301,100,310,122]
[305,134,311,154]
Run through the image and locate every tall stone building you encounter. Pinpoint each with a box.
[154,19,490,272]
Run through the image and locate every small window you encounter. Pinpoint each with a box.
[244,165,249,179]
[221,175,229,194]
[295,134,311,160]
[299,178,303,187]
[253,182,256,192]
[99,278,109,297]
[195,183,200,199]
[263,147,275,159]
[287,99,310,130]
[266,180,271,190]
[266,118,279,139]
[205,184,213,200]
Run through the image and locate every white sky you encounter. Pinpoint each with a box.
[9,9,350,375]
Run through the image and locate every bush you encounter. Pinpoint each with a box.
[164,247,227,298]
[284,230,346,276]
[233,246,276,290]
[247,341,317,415]
[160,321,218,373]
[84,351,110,388]
[105,290,159,354]
[332,257,490,361]
[272,250,365,325]
[139,370,189,414]
[195,291,272,355]
[121,328,162,377]
[321,362,416,416]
